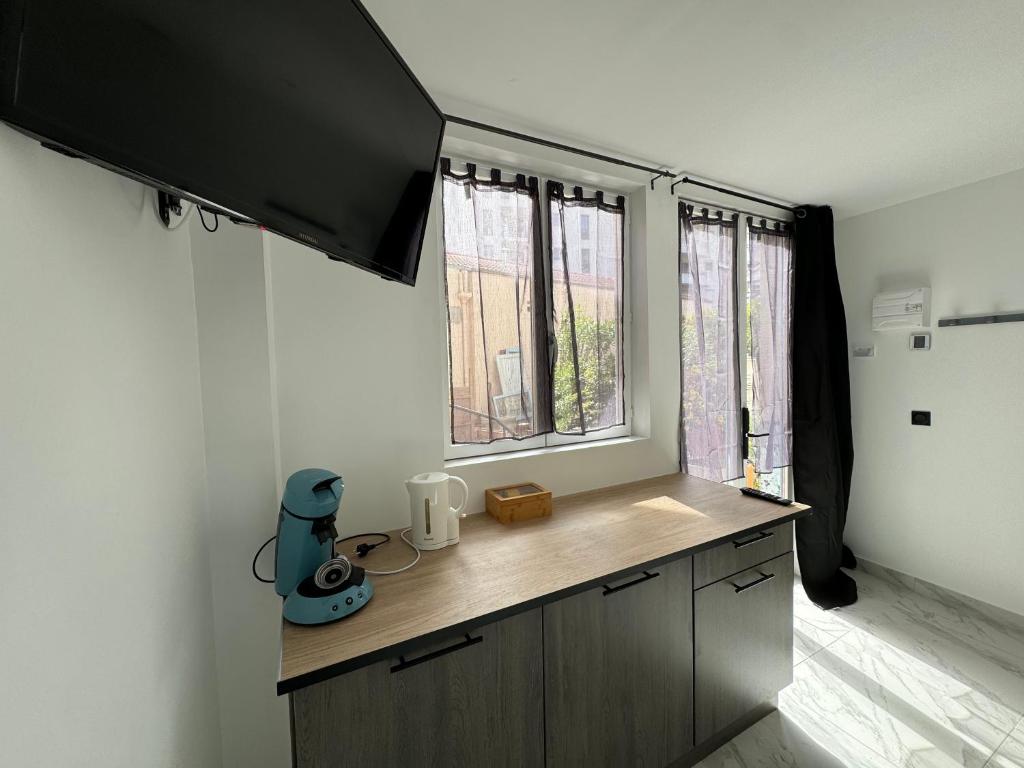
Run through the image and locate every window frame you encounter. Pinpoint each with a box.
[440,156,632,460]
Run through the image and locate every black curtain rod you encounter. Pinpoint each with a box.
[444,114,675,188]
[671,175,802,216]
[681,195,794,225]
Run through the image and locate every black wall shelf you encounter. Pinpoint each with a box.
[938,312,1024,328]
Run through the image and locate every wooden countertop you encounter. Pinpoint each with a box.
[278,472,810,694]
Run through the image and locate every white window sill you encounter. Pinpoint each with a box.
[444,435,648,469]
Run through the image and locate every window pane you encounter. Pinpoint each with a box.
[441,165,549,444]
[549,188,625,434]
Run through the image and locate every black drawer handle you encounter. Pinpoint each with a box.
[390,633,482,673]
[731,572,775,594]
[733,530,774,549]
[602,570,659,596]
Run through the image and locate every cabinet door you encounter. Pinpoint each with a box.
[544,556,694,767]
[292,609,544,768]
[694,551,793,743]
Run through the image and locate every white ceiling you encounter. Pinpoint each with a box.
[364,0,1024,218]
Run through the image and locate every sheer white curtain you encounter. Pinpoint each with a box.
[549,183,626,434]
[747,218,793,473]
[679,204,742,482]
[440,159,551,444]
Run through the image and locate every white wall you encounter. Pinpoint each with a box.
[191,223,290,767]
[0,128,222,766]
[836,167,1024,616]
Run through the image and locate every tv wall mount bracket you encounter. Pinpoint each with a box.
[157,191,183,227]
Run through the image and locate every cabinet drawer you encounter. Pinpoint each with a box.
[292,609,543,767]
[693,520,792,589]
[694,552,793,743]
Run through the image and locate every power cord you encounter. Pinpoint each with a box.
[252,528,422,585]
[251,535,276,584]
[337,532,391,559]
[343,528,420,576]
[197,206,219,232]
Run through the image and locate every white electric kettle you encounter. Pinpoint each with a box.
[405,472,468,550]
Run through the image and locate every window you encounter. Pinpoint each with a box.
[678,203,793,493]
[440,159,630,459]
[580,247,592,274]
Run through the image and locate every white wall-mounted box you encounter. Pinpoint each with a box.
[872,287,930,331]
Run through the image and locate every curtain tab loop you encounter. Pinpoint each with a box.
[573,186,583,200]
[490,168,501,184]
[440,157,451,174]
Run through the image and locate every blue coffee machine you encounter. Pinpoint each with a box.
[274,468,373,624]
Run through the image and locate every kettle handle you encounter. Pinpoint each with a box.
[449,476,469,516]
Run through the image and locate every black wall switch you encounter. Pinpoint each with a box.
[911,410,931,426]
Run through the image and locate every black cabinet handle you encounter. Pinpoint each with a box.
[731,572,775,594]
[390,633,482,673]
[602,570,659,596]
[742,407,749,460]
[741,407,770,460]
[732,530,774,549]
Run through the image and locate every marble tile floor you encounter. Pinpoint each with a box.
[696,569,1024,768]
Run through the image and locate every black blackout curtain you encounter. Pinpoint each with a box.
[792,205,857,609]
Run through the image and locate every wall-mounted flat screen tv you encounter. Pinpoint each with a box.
[0,0,444,285]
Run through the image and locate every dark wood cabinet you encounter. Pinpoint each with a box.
[693,552,794,743]
[291,609,544,768]
[291,545,795,767]
[543,557,694,767]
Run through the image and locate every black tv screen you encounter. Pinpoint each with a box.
[0,0,444,285]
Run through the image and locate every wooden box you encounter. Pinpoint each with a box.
[485,482,553,524]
